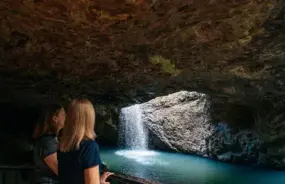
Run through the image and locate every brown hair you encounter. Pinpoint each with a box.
[33,104,63,139]
[59,99,96,152]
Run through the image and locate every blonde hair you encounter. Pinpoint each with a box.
[59,99,96,152]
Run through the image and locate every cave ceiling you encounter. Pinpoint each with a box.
[0,0,285,107]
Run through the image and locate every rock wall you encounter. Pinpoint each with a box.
[95,104,120,146]
[206,123,262,164]
[255,105,285,169]
[140,91,263,165]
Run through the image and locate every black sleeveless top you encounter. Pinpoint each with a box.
[33,134,59,184]
[57,140,102,184]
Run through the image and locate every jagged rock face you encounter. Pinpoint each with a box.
[255,106,285,169]
[207,123,262,164]
[95,104,120,145]
[140,91,263,165]
[141,91,213,154]
[0,0,285,108]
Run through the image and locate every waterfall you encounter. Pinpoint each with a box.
[118,104,148,150]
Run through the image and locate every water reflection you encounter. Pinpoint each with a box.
[115,150,169,166]
[114,150,169,178]
[101,148,285,184]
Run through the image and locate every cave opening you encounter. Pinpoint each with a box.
[0,89,284,183]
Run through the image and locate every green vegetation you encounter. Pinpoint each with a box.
[150,55,181,76]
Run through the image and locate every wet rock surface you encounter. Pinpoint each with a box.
[95,104,120,146]
[139,91,282,168]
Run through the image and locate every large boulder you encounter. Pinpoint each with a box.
[141,91,213,155]
[140,91,262,164]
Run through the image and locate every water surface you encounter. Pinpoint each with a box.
[100,147,285,184]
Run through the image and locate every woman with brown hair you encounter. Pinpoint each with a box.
[33,104,66,184]
[58,99,113,184]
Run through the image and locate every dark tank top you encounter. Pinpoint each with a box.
[33,134,59,184]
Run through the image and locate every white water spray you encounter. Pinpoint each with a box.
[118,104,148,150]
[116,104,165,169]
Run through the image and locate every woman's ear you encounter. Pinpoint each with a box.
[53,116,58,124]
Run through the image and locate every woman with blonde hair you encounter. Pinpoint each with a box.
[33,104,66,184]
[58,99,113,184]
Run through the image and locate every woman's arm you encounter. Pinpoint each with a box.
[84,166,113,184]
[44,152,58,175]
[41,136,59,175]
[82,141,113,184]
[84,165,100,184]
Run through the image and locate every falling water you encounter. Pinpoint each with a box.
[118,104,148,150]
